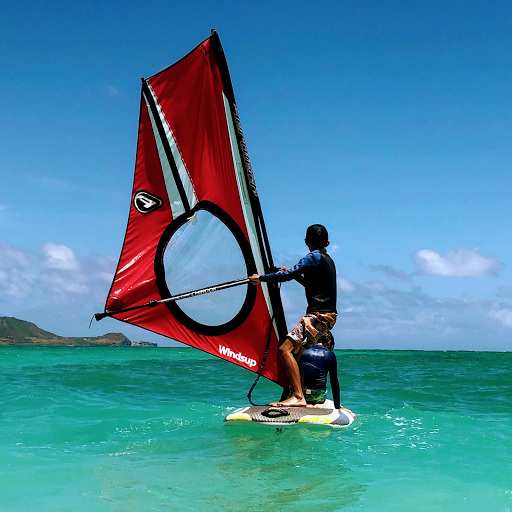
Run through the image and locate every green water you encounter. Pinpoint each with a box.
[0,347,511,511]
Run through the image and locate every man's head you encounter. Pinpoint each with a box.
[305,224,329,250]
[317,331,335,350]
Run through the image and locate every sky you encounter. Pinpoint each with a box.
[1,0,511,350]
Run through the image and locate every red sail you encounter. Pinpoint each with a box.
[103,32,288,387]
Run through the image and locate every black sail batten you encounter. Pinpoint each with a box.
[153,200,258,336]
[141,79,191,212]
[209,30,288,343]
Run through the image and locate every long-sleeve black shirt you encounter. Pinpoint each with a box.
[259,249,337,313]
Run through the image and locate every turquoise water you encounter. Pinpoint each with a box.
[0,348,511,512]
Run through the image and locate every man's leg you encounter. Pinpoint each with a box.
[271,338,307,407]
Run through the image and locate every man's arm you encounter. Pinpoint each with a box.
[249,266,288,284]
[252,252,320,284]
[293,274,306,286]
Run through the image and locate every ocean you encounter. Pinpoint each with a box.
[0,347,510,512]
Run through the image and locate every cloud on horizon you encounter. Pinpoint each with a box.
[325,262,512,349]
[1,241,511,348]
[488,308,512,328]
[0,242,116,306]
[337,274,356,293]
[414,248,503,278]
[0,243,31,299]
[42,242,79,271]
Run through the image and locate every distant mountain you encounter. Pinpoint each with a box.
[0,317,157,347]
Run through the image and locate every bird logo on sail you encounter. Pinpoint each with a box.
[133,190,164,214]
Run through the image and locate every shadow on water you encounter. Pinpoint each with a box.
[87,411,364,512]
[216,424,365,511]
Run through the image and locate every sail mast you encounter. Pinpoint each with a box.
[209,30,288,342]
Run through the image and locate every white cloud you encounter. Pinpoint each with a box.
[104,85,120,97]
[100,272,114,283]
[0,243,30,267]
[488,309,512,328]
[0,205,7,211]
[496,285,512,298]
[370,264,411,282]
[0,243,32,299]
[339,306,364,314]
[0,242,117,308]
[40,274,89,295]
[414,248,503,277]
[3,278,31,299]
[337,275,355,293]
[366,281,387,292]
[42,243,79,271]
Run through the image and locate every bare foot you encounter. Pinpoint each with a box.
[339,406,356,417]
[274,396,307,407]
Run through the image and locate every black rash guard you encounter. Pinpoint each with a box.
[301,344,341,409]
[259,248,337,313]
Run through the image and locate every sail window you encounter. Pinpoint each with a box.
[160,208,250,329]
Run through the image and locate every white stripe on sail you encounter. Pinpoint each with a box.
[144,91,186,218]
[147,84,197,213]
[222,94,275,324]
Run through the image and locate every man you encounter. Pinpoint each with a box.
[249,224,337,406]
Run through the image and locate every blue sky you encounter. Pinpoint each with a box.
[1,0,511,350]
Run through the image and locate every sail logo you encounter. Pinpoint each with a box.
[133,190,164,214]
[219,345,257,368]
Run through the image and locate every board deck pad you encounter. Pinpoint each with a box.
[225,405,355,426]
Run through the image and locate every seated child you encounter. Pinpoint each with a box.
[301,331,340,409]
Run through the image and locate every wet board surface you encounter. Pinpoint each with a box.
[225,405,355,426]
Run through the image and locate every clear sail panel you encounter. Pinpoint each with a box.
[162,210,248,326]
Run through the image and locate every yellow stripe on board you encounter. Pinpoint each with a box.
[225,412,252,421]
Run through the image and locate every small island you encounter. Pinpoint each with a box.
[0,317,157,347]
